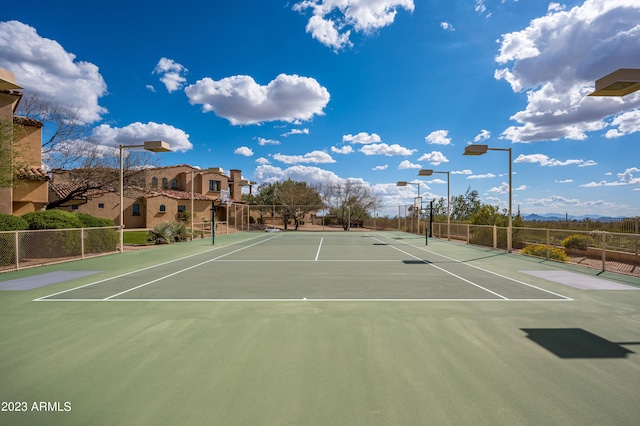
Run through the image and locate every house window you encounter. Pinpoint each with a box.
[151,177,158,188]
[162,178,169,189]
[72,205,78,210]
[209,180,220,191]
[132,204,140,216]
[178,205,186,212]
[159,204,166,213]
[171,178,178,189]
[98,203,104,209]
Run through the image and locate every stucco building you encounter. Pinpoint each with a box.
[0,67,49,216]
[50,165,247,229]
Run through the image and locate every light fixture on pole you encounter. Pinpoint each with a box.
[119,140,171,252]
[419,169,450,241]
[463,144,513,252]
[589,68,640,97]
[397,181,421,235]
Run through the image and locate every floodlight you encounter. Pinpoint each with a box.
[589,69,640,97]
[418,169,434,176]
[463,144,489,155]
[142,140,171,152]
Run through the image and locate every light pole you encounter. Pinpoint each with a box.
[119,140,171,252]
[397,181,421,235]
[463,144,513,252]
[419,169,450,241]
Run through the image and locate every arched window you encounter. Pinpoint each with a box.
[162,178,168,189]
[151,177,158,188]
[171,178,178,189]
[159,204,166,213]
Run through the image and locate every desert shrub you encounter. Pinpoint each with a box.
[0,214,29,266]
[561,234,594,251]
[0,214,29,231]
[75,213,114,228]
[20,210,82,257]
[147,221,190,244]
[521,244,569,262]
[22,209,83,230]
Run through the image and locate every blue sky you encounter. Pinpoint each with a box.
[1,0,639,217]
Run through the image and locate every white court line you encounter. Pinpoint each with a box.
[34,298,573,302]
[34,233,273,301]
[374,233,573,301]
[367,235,509,300]
[103,234,282,300]
[315,237,323,261]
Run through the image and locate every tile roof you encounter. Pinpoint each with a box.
[49,181,113,199]
[17,167,49,180]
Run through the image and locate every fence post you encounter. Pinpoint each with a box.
[546,229,550,260]
[15,231,19,270]
[81,228,85,259]
[493,225,497,250]
[466,224,470,244]
[601,232,606,272]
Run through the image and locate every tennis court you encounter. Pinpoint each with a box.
[35,232,572,302]
[2,231,640,425]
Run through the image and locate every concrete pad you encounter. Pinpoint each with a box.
[522,270,639,290]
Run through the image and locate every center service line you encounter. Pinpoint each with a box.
[315,237,324,261]
[369,235,509,300]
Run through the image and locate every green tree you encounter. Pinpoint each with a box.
[249,180,323,230]
[450,186,481,221]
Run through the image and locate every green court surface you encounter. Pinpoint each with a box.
[1,231,640,425]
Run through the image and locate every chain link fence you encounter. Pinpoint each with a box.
[0,226,119,272]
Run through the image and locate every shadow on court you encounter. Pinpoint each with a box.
[521,328,639,359]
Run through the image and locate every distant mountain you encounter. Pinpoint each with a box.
[522,213,628,222]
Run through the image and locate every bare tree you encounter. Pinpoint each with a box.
[16,94,159,209]
[321,180,381,230]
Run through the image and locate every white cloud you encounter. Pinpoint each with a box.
[0,20,107,124]
[555,179,574,183]
[91,122,193,152]
[604,109,640,138]
[281,128,310,137]
[273,150,336,164]
[360,143,416,156]
[146,85,156,93]
[331,145,354,154]
[153,57,188,93]
[474,129,491,142]
[488,182,510,194]
[343,132,382,144]
[293,0,415,51]
[514,153,591,167]
[440,22,455,31]
[523,195,628,215]
[467,173,496,179]
[234,146,254,156]
[581,167,640,187]
[254,164,343,186]
[372,165,388,171]
[257,137,281,146]
[425,130,452,145]
[494,0,640,143]
[255,157,270,165]
[452,169,473,175]
[417,151,448,166]
[398,160,421,169]
[185,73,330,125]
